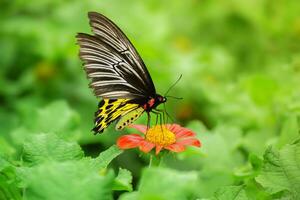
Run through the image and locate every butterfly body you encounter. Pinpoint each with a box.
[77,12,167,134]
[142,94,166,112]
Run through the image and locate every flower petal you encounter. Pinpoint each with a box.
[155,145,163,155]
[139,141,155,153]
[117,134,143,149]
[175,129,196,139]
[166,124,196,139]
[129,124,148,134]
[167,124,182,133]
[164,143,185,152]
[177,138,201,147]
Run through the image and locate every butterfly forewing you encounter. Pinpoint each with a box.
[77,33,145,99]
[77,12,156,99]
[88,12,155,94]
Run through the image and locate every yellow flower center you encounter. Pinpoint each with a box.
[145,126,176,146]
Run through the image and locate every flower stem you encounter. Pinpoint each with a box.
[149,155,153,167]
[148,154,162,167]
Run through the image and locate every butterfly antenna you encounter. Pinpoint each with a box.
[165,95,183,100]
[164,74,182,97]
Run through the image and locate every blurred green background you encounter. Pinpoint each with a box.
[1,0,300,199]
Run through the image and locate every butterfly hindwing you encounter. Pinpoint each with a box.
[115,107,144,130]
[93,99,140,133]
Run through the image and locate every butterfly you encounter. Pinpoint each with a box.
[76,12,167,134]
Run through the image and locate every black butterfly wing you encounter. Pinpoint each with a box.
[76,12,156,99]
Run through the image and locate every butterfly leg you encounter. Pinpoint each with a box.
[152,110,167,141]
[158,106,175,124]
[146,112,151,132]
[155,112,159,126]
[152,109,164,129]
[151,110,162,125]
[153,109,168,124]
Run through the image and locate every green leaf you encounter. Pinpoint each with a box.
[19,160,114,200]
[118,192,139,200]
[0,157,22,200]
[11,101,81,147]
[23,133,84,166]
[136,167,198,200]
[113,168,133,192]
[256,141,300,199]
[249,154,263,172]
[89,145,123,169]
[0,157,10,171]
[18,145,122,200]
[0,137,15,157]
[35,101,81,138]
[277,114,300,148]
[212,186,249,200]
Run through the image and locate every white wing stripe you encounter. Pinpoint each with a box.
[88,72,120,77]
[81,56,114,65]
[81,48,121,61]
[85,64,115,71]
[91,81,140,92]
[101,91,145,98]
[91,23,126,49]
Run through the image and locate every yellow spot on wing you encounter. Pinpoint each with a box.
[115,107,144,130]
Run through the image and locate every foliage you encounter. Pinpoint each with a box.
[256,141,300,199]
[212,186,248,200]
[1,0,300,199]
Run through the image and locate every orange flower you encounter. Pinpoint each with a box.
[117,124,201,155]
